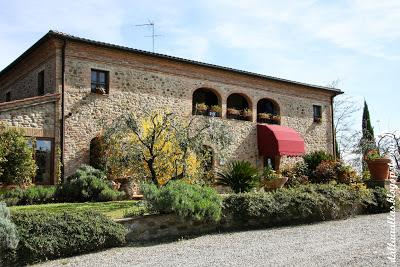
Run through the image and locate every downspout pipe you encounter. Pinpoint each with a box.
[60,39,66,182]
[331,95,337,160]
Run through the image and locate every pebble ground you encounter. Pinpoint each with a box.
[37,213,399,267]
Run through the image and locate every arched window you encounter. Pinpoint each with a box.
[192,88,221,117]
[257,98,280,124]
[227,93,252,121]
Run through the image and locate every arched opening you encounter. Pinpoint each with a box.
[257,98,280,124]
[227,93,252,121]
[192,88,221,117]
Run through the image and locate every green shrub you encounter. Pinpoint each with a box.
[0,186,56,206]
[281,162,309,187]
[0,124,36,185]
[0,203,19,265]
[7,210,126,265]
[303,150,334,172]
[217,160,260,193]
[365,187,392,214]
[223,184,376,225]
[311,161,360,184]
[142,180,222,222]
[55,165,124,202]
[312,161,339,183]
[90,134,107,171]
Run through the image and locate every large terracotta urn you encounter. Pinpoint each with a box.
[366,158,391,181]
[264,177,288,191]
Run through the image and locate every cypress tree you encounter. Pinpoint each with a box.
[362,101,375,143]
[361,101,376,172]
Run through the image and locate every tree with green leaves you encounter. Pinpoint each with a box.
[0,123,36,185]
[360,101,376,171]
[362,101,375,145]
[102,111,232,186]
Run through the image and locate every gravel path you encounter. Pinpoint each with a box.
[38,213,398,267]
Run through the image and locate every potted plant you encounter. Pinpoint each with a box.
[209,105,222,117]
[195,103,208,115]
[94,87,107,95]
[365,149,391,181]
[257,113,271,119]
[226,108,240,118]
[242,108,252,119]
[262,166,288,191]
[271,114,281,122]
[314,117,322,123]
[227,108,240,116]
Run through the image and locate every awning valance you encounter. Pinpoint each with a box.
[257,124,305,157]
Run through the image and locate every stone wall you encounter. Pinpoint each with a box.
[61,40,335,177]
[0,39,57,102]
[117,214,221,242]
[0,95,58,138]
[0,94,60,183]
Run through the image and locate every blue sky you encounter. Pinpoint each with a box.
[0,0,398,134]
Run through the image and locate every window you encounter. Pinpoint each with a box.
[29,139,54,184]
[91,69,109,94]
[313,105,322,122]
[192,88,221,117]
[257,98,280,124]
[5,92,11,102]
[38,71,45,96]
[227,93,251,121]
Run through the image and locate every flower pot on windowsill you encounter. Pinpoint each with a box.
[227,108,240,119]
[209,105,222,117]
[366,158,391,181]
[257,113,271,120]
[94,87,107,95]
[242,109,252,120]
[227,108,240,115]
[270,115,280,123]
[195,103,208,115]
[263,177,288,191]
[314,117,322,123]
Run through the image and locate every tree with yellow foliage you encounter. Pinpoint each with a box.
[103,111,231,186]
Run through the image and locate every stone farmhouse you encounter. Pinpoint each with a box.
[0,31,342,185]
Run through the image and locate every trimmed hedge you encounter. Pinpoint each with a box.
[222,183,382,226]
[0,186,56,206]
[142,180,222,222]
[3,210,126,265]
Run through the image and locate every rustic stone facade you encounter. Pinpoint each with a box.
[0,31,341,183]
[0,39,57,102]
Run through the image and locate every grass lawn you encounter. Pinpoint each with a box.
[10,200,145,219]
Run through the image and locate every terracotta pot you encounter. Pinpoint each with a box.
[366,158,391,181]
[227,108,240,115]
[264,177,288,191]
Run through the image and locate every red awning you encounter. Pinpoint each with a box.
[257,124,305,157]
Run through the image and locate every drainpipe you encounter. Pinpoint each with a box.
[60,39,66,182]
[331,95,336,160]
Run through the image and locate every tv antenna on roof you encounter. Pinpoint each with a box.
[135,20,161,53]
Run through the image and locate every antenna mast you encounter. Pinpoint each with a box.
[135,20,161,52]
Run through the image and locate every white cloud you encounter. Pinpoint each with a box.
[202,0,400,61]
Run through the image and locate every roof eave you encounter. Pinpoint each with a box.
[0,30,344,94]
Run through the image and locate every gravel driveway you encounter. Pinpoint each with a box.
[37,213,398,267]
